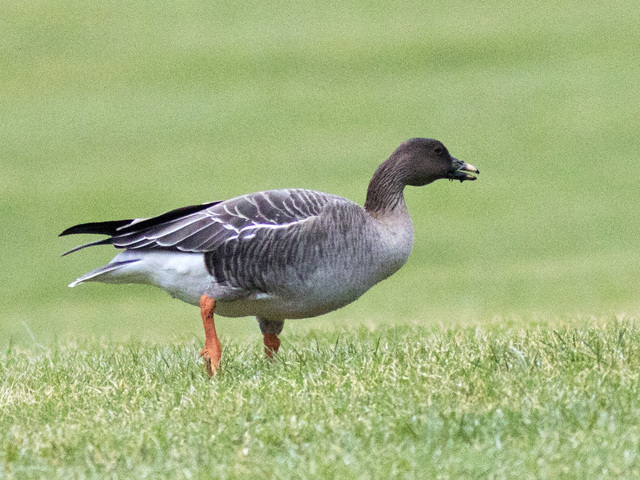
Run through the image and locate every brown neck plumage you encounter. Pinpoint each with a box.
[364,157,408,216]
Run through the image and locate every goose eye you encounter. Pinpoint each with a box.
[433,146,443,155]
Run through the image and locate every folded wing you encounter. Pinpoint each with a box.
[61,189,339,256]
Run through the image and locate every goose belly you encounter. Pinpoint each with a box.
[214,277,370,320]
[214,259,402,320]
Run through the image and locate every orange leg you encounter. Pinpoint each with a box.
[263,333,281,359]
[258,319,284,360]
[199,294,221,376]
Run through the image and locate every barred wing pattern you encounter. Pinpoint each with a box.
[204,198,370,293]
[109,189,339,252]
[62,189,344,255]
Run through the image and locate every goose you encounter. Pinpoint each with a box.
[60,138,479,375]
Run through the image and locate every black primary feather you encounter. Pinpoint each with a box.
[59,201,221,237]
[59,219,134,237]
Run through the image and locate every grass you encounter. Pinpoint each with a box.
[2,0,640,477]
[3,318,640,478]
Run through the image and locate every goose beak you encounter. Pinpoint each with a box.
[449,158,480,182]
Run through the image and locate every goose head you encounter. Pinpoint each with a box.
[392,138,479,186]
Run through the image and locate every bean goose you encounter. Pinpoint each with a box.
[61,138,479,375]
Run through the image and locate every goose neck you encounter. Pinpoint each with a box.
[364,162,407,216]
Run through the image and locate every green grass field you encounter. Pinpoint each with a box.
[4,320,640,478]
[2,0,640,477]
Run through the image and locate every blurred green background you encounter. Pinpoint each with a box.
[2,0,639,346]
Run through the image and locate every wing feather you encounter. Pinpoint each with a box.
[62,189,350,255]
